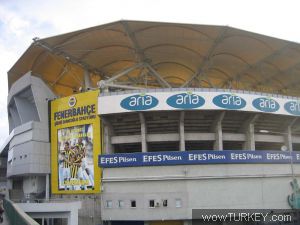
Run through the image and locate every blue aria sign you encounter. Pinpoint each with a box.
[252,97,280,112]
[284,101,300,116]
[120,94,159,111]
[167,92,205,109]
[213,94,246,110]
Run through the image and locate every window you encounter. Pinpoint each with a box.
[175,199,182,208]
[149,200,155,208]
[118,200,125,208]
[130,200,136,208]
[163,199,168,207]
[106,200,113,208]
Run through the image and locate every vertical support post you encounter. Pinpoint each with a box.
[139,113,147,152]
[214,121,223,150]
[242,114,259,151]
[102,118,114,154]
[6,179,12,199]
[45,174,49,201]
[84,70,92,90]
[244,123,255,150]
[285,125,293,151]
[179,111,185,151]
[212,112,225,150]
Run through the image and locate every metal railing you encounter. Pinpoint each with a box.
[3,198,39,225]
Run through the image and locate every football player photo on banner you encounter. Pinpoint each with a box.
[51,90,101,194]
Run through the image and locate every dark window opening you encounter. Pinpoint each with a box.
[149,200,155,208]
[131,200,136,208]
[163,199,168,207]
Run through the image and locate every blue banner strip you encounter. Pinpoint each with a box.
[98,150,300,168]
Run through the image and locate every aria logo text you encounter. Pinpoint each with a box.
[252,97,279,112]
[167,93,205,109]
[213,94,246,109]
[120,94,158,111]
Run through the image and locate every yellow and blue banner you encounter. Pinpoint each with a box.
[51,90,101,194]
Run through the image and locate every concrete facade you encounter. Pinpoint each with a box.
[101,164,300,221]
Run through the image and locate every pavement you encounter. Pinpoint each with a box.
[1,212,9,225]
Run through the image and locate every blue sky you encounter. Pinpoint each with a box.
[1,0,300,146]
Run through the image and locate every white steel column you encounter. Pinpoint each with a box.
[45,174,49,201]
[102,118,114,154]
[179,111,185,151]
[242,114,259,150]
[83,70,92,90]
[285,126,293,151]
[139,113,148,152]
[212,112,225,150]
[285,118,297,151]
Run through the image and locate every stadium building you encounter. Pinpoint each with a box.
[1,20,300,225]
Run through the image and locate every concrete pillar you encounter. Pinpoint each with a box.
[244,123,255,150]
[212,112,225,150]
[6,179,12,199]
[214,121,223,150]
[45,174,49,201]
[139,113,148,152]
[179,111,185,151]
[285,126,293,151]
[242,114,259,151]
[69,209,79,225]
[284,117,297,151]
[84,70,92,90]
[102,118,114,154]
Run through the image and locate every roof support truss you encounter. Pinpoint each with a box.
[181,27,229,88]
[220,44,290,88]
[121,21,171,89]
[33,39,106,78]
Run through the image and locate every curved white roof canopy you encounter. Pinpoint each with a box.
[8,20,300,97]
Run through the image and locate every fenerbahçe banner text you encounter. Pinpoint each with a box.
[51,90,101,194]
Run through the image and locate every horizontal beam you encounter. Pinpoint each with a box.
[255,134,284,143]
[110,132,297,145]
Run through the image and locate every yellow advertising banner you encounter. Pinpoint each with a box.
[51,90,101,194]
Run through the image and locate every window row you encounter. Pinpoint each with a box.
[105,199,182,209]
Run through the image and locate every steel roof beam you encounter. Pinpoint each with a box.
[146,63,171,88]
[121,21,171,88]
[33,39,106,78]
[121,21,145,62]
[250,53,300,90]
[221,44,290,88]
[275,68,300,92]
[181,27,229,88]
[102,83,145,90]
[102,62,145,85]
[50,63,69,86]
